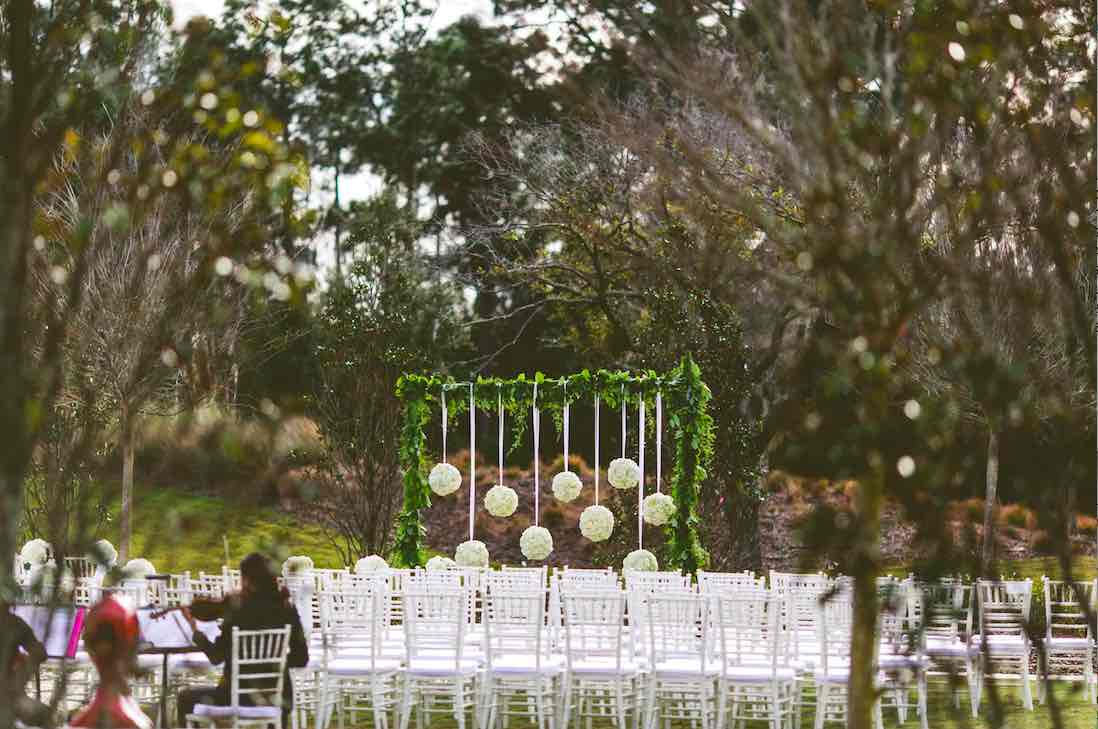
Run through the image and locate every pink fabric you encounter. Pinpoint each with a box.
[67,607,86,658]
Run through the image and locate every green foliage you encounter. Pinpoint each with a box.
[393,356,712,571]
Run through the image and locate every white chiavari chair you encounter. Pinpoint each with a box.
[712,592,796,729]
[813,591,879,729]
[481,589,562,729]
[186,626,292,729]
[877,580,928,729]
[640,592,716,729]
[972,579,1034,712]
[399,589,480,729]
[555,567,619,591]
[697,571,763,594]
[1040,577,1095,704]
[560,590,642,729]
[316,588,403,729]
[919,580,977,715]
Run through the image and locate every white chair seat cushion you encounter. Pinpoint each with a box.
[407,657,479,676]
[720,665,797,682]
[191,704,281,719]
[651,657,719,677]
[817,666,852,684]
[569,658,644,676]
[878,653,930,669]
[488,654,564,675]
[969,635,1030,655]
[925,639,976,658]
[326,656,403,675]
[168,653,214,673]
[1046,637,1091,650]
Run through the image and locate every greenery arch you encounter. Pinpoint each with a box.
[394,356,714,573]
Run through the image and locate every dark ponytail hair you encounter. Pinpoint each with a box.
[239,552,289,605]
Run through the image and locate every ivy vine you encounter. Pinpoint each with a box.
[393,356,714,572]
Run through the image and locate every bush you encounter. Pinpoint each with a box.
[1000,504,1035,530]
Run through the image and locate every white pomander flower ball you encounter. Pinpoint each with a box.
[426,555,456,571]
[19,539,52,570]
[579,504,615,542]
[642,492,676,526]
[519,526,553,561]
[429,462,462,496]
[455,540,489,568]
[623,548,659,572]
[123,558,157,578]
[355,555,389,574]
[89,539,118,568]
[282,555,314,580]
[551,471,582,503]
[608,457,640,490]
[484,484,518,517]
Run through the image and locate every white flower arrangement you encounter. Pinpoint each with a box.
[426,555,456,571]
[282,555,314,579]
[579,504,614,542]
[623,549,658,572]
[123,558,157,579]
[89,539,118,568]
[429,462,462,496]
[551,471,582,503]
[608,457,640,490]
[455,540,489,568]
[642,493,676,526]
[519,526,553,561]
[355,555,389,574]
[19,539,52,569]
[484,484,518,517]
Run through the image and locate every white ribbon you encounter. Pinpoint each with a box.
[638,396,645,550]
[468,383,476,541]
[621,384,627,458]
[656,391,662,494]
[594,394,600,505]
[563,379,569,472]
[441,387,447,461]
[498,387,504,485]
[532,382,539,526]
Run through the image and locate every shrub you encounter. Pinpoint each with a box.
[1000,504,1035,530]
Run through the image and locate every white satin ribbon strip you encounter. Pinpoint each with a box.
[532,382,539,526]
[441,388,447,461]
[498,388,504,484]
[563,379,569,472]
[638,397,645,550]
[594,394,600,505]
[620,384,627,458]
[468,383,476,541]
[656,391,662,494]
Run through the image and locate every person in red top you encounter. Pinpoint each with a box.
[0,585,54,728]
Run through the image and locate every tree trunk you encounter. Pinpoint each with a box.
[119,407,135,562]
[847,470,883,729]
[980,427,999,573]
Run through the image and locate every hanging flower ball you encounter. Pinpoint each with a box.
[19,539,52,571]
[429,462,463,496]
[355,555,389,574]
[551,471,583,503]
[282,555,314,580]
[520,526,554,561]
[579,505,615,542]
[455,540,489,568]
[623,549,659,572]
[123,558,157,579]
[484,484,519,517]
[426,555,456,571]
[608,457,641,490]
[642,493,676,526]
[88,539,118,568]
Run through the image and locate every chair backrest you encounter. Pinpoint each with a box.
[817,592,854,675]
[65,556,96,581]
[769,571,829,594]
[713,592,786,677]
[485,566,548,592]
[625,570,693,594]
[697,571,763,593]
[222,566,242,592]
[484,590,548,670]
[561,590,628,671]
[556,567,619,591]
[976,579,1031,639]
[1043,577,1095,641]
[403,589,471,668]
[230,625,291,710]
[918,581,974,644]
[193,573,227,600]
[643,593,708,667]
[318,589,386,668]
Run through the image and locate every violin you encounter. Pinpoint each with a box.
[149,594,235,621]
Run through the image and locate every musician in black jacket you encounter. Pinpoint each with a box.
[176,553,308,727]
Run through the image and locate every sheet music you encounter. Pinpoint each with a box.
[11,605,78,657]
[137,608,221,649]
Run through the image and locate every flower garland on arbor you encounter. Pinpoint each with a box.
[393,356,713,573]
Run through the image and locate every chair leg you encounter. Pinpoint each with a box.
[1021,657,1033,711]
[813,684,826,729]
